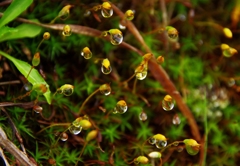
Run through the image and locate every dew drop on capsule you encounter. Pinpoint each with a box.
[108,29,123,45]
[172,114,181,125]
[60,132,68,141]
[101,2,113,18]
[135,71,147,80]
[62,25,72,36]
[101,58,112,74]
[166,26,178,42]
[114,100,128,114]
[148,137,156,145]
[162,95,174,111]
[155,140,167,149]
[139,111,147,121]
[33,105,43,114]
[81,47,92,59]
[69,125,82,135]
[99,84,111,95]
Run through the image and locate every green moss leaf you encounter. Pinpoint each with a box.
[0,0,33,28]
[0,50,51,104]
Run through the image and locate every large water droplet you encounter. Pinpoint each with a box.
[81,47,92,59]
[24,82,32,91]
[155,140,167,149]
[101,58,112,74]
[60,132,68,141]
[139,111,147,121]
[101,2,113,18]
[99,84,111,95]
[33,105,43,113]
[114,100,127,114]
[148,137,156,145]
[172,114,181,125]
[162,95,174,111]
[69,125,82,135]
[108,29,123,45]
[62,25,72,36]
[135,71,147,80]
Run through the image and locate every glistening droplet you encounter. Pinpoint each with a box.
[172,114,181,125]
[139,111,147,121]
[33,105,43,113]
[155,140,167,149]
[148,137,156,145]
[101,2,113,18]
[81,47,92,59]
[69,125,82,135]
[60,132,68,141]
[162,95,174,111]
[108,29,123,45]
[114,100,128,114]
[24,82,32,91]
[101,58,112,74]
[99,84,111,95]
[135,71,147,80]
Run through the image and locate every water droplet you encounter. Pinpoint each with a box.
[60,132,68,141]
[178,14,186,21]
[33,105,43,113]
[99,83,111,95]
[101,2,113,18]
[69,125,82,135]
[135,63,148,80]
[72,117,82,127]
[172,114,181,125]
[166,26,178,42]
[81,47,92,59]
[119,23,126,30]
[24,82,32,91]
[135,71,147,80]
[162,95,174,111]
[108,29,123,45]
[139,111,147,121]
[124,10,134,20]
[101,58,112,74]
[62,25,72,36]
[84,10,91,17]
[177,147,184,152]
[114,100,128,114]
[148,137,156,145]
[155,140,167,149]
[173,142,179,146]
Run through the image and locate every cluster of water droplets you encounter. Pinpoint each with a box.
[113,100,128,114]
[81,47,92,59]
[148,134,167,149]
[162,95,174,111]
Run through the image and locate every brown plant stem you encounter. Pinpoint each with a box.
[0,12,201,141]
[111,4,201,141]
[0,127,37,166]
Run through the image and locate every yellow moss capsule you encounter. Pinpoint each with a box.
[134,156,149,164]
[166,26,179,42]
[58,84,74,96]
[102,2,112,10]
[152,134,167,141]
[108,29,123,45]
[43,32,50,40]
[79,119,92,130]
[58,5,73,20]
[81,47,92,59]
[143,53,153,61]
[86,130,98,142]
[125,9,134,20]
[183,139,200,155]
[101,58,112,74]
[157,56,164,64]
[148,151,162,159]
[223,27,233,38]
[221,43,229,50]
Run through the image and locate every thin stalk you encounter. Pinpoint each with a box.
[202,97,208,166]
[37,123,70,134]
[132,78,137,94]
[36,38,44,52]
[75,142,87,166]
[160,141,183,153]
[121,73,136,84]
[78,89,100,115]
